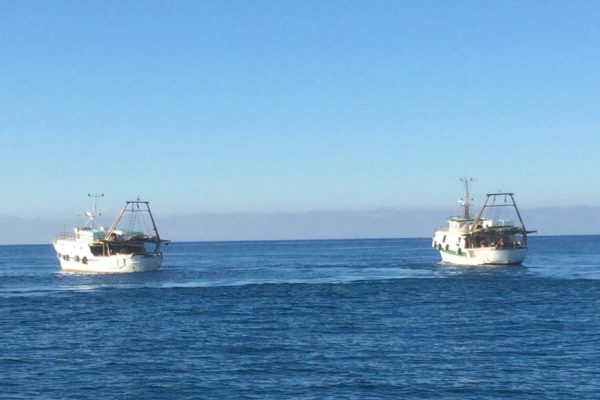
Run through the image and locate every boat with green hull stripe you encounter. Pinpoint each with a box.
[432,178,534,266]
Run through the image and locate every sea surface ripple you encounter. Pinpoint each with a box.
[1,237,599,399]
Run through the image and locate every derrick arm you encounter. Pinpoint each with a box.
[509,194,528,232]
[144,202,163,253]
[104,202,129,240]
[470,194,490,233]
[101,202,130,256]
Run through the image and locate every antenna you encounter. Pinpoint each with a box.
[459,178,473,219]
[87,193,104,227]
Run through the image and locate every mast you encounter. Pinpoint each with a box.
[459,178,473,219]
[86,193,104,228]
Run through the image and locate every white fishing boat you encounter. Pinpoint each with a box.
[432,179,534,266]
[53,195,170,273]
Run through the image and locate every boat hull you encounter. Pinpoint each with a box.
[439,247,527,266]
[53,240,162,273]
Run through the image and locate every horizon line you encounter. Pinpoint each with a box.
[3,204,600,221]
[1,233,598,247]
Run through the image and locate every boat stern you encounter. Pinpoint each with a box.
[440,246,528,266]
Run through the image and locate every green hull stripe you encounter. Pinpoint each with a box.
[439,248,467,257]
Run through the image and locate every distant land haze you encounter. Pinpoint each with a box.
[1,207,599,245]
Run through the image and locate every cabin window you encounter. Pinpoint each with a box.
[442,235,446,243]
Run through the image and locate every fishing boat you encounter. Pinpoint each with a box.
[432,179,534,265]
[53,195,170,273]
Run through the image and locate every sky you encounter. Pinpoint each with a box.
[1,1,600,240]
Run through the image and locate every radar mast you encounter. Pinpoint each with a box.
[459,178,473,219]
[86,193,104,228]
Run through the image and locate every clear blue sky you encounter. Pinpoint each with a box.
[1,1,600,219]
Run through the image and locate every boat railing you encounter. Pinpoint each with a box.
[55,232,76,241]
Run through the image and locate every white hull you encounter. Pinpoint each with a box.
[439,247,527,266]
[53,240,162,274]
[432,217,529,266]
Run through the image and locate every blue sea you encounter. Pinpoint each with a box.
[1,236,599,399]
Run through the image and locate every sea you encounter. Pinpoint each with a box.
[1,236,599,399]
